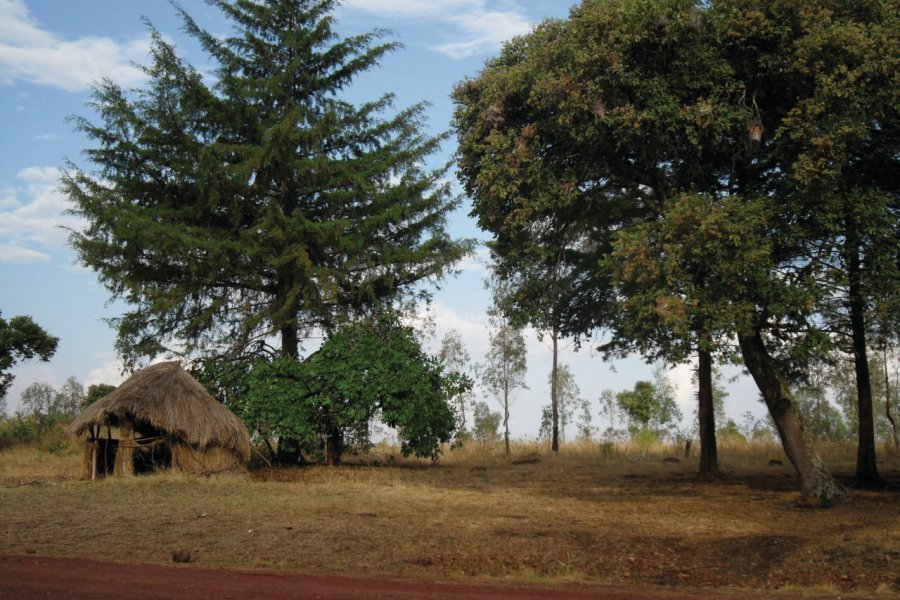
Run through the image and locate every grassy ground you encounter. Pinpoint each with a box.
[1,439,899,597]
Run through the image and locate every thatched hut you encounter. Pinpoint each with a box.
[71,362,250,479]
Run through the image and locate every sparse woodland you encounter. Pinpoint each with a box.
[454,0,899,503]
[1,0,899,595]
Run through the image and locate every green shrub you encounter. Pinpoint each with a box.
[631,428,660,448]
[0,414,74,451]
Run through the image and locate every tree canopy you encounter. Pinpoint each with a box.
[20,377,83,422]
[437,329,476,434]
[481,319,528,457]
[454,0,897,503]
[0,312,58,402]
[65,0,472,368]
[615,377,681,436]
[236,314,461,464]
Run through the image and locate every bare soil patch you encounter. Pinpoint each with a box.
[0,554,872,599]
[1,443,899,598]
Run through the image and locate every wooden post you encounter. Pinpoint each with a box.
[81,425,98,481]
[82,442,93,480]
[117,422,135,477]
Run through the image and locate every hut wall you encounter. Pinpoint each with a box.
[81,438,118,479]
[97,438,118,477]
[81,442,96,480]
[79,436,246,479]
[171,442,245,474]
[115,422,135,477]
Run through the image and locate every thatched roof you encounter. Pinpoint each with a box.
[71,362,250,460]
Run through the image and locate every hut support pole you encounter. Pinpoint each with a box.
[88,426,97,481]
[83,436,96,480]
[117,422,135,477]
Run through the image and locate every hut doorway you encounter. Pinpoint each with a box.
[84,437,173,478]
[82,423,175,478]
[133,440,172,474]
[94,438,118,477]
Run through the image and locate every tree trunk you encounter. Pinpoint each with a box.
[273,314,303,466]
[274,436,302,466]
[883,349,900,453]
[458,396,467,433]
[846,231,881,487]
[737,328,848,505]
[262,436,277,463]
[550,327,560,454]
[697,342,720,478]
[281,322,299,359]
[324,429,342,466]
[503,387,511,458]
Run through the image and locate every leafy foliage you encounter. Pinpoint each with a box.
[437,329,476,434]
[481,319,528,455]
[0,312,58,402]
[53,377,85,416]
[20,377,84,421]
[605,194,773,363]
[615,380,681,437]
[575,398,595,440]
[454,0,896,500]
[82,383,117,409]
[472,401,501,445]
[598,389,627,441]
[20,383,55,421]
[538,364,580,442]
[237,315,461,462]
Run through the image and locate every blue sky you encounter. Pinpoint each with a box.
[0,0,765,438]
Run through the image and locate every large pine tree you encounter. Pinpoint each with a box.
[65,0,470,367]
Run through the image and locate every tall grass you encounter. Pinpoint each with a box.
[0,428,888,484]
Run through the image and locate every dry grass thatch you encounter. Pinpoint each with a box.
[71,362,250,461]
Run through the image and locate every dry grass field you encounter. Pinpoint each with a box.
[1,439,899,597]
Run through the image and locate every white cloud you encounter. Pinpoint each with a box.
[666,362,697,416]
[0,165,83,263]
[0,244,50,263]
[84,358,128,388]
[16,165,59,184]
[424,300,491,356]
[432,10,532,59]
[0,0,51,47]
[343,0,482,16]
[0,0,149,92]
[0,187,18,209]
[455,246,489,273]
[342,0,533,59]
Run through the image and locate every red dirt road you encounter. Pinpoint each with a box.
[0,554,839,600]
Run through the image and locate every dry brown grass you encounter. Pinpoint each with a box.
[1,440,899,597]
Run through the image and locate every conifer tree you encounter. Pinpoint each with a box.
[65,0,471,367]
